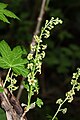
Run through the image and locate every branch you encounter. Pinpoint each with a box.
[0,88,27,120]
[32,0,47,45]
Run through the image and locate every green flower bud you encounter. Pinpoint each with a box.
[27,53,33,60]
[56,98,63,104]
[62,108,67,114]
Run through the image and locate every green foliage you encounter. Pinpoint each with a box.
[0,40,28,77]
[36,98,43,108]
[0,2,19,23]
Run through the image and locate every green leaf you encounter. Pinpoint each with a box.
[0,86,4,93]
[0,2,19,23]
[0,57,10,69]
[1,9,20,20]
[36,98,43,108]
[0,13,10,23]
[0,40,28,77]
[0,3,8,9]
[12,65,28,77]
[0,40,11,57]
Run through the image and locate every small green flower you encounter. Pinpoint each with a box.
[42,44,47,50]
[76,83,80,91]
[27,63,33,70]
[72,73,79,79]
[77,68,80,75]
[66,89,75,97]
[36,62,42,68]
[62,108,67,114]
[27,53,33,60]
[37,54,42,60]
[41,51,45,58]
[27,73,32,80]
[67,96,73,103]
[34,35,42,43]
[30,44,36,52]
[71,79,77,86]
[56,98,63,104]
[54,18,63,25]
[28,79,37,86]
[66,89,75,103]
[44,30,50,38]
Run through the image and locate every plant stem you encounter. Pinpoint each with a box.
[52,97,68,120]
[3,68,11,88]
[32,0,46,41]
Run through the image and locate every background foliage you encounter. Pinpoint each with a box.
[0,0,80,120]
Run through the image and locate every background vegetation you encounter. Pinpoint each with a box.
[0,0,80,120]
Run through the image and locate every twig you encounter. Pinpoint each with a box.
[32,0,47,45]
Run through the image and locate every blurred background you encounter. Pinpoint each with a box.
[0,0,80,120]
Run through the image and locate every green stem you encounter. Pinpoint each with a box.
[52,97,68,120]
[3,68,11,88]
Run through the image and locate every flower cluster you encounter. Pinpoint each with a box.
[27,35,47,88]
[26,17,62,92]
[4,68,18,93]
[40,17,63,39]
[66,68,80,103]
[52,68,80,120]
[24,17,63,112]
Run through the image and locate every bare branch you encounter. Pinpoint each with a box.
[32,0,47,45]
[0,88,27,120]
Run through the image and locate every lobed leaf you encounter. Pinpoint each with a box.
[0,40,28,77]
